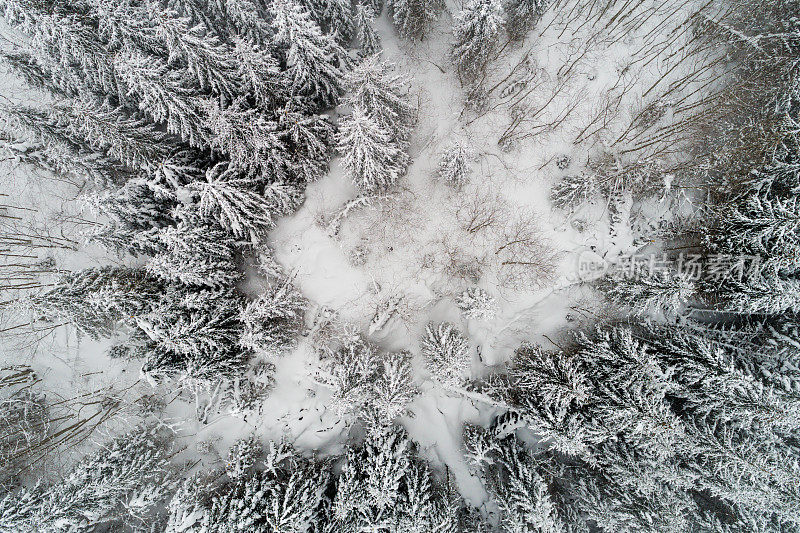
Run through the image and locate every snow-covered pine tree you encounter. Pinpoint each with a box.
[437,142,474,189]
[275,101,335,182]
[146,221,240,288]
[0,102,134,186]
[368,350,417,422]
[420,322,472,388]
[299,0,355,44]
[188,165,303,243]
[239,279,307,356]
[166,440,328,532]
[0,424,175,533]
[22,266,163,338]
[331,426,458,531]
[387,0,444,40]
[503,0,548,41]
[337,106,406,192]
[0,0,126,102]
[313,337,381,418]
[455,287,498,319]
[85,179,179,256]
[343,55,416,141]
[463,425,567,532]
[451,0,504,83]
[603,268,695,317]
[137,288,250,383]
[354,3,381,56]
[269,0,348,107]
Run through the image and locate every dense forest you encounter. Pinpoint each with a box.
[0,0,799,531]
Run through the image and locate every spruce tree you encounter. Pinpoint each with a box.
[420,322,472,389]
[451,0,505,83]
[337,106,406,192]
[387,0,443,40]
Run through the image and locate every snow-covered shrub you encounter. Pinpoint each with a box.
[437,142,473,189]
[239,280,307,356]
[550,173,599,211]
[420,322,472,388]
[456,287,498,320]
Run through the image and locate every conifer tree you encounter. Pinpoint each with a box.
[343,56,415,141]
[239,280,307,355]
[455,287,498,319]
[269,0,348,107]
[22,266,163,338]
[604,269,695,317]
[451,0,505,83]
[387,0,443,40]
[0,424,175,532]
[337,106,406,192]
[503,0,548,41]
[146,221,240,288]
[354,4,381,56]
[420,322,472,388]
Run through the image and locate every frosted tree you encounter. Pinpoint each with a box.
[114,50,208,146]
[238,279,307,356]
[0,424,175,533]
[604,269,695,317]
[188,167,303,243]
[331,426,458,531]
[355,3,382,56]
[137,288,250,382]
[337,106,406,192]
[166,440,328,532]
[313,337,381,418]
[146,221,240,288]
[0,1,125,101]
[456,287,498,319]
[420,322,472,388]
[451,0,505,83]
[0,102,132,186]
[0,388,49,490]
[503,0,548,41]
[463,426,567,532]
[343,55,416,141]
[437,142,474,189]
[387,0,444,40]
[722,274,800,315]
[368,351,417,423]
[299,0,355,43]
[269,0,348,106]
[22,266,163,338]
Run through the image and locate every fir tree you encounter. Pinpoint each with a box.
[387,0,443,40]
[0,424,175,532]
[337,106,406,192]
[22,266,163,338]
[451,0,505,83]
[437,142,473,189]
[354,3,381,56]
[420,322,472,388]
[503,0,548,41]
[239,279,307,355]
[604,268,695,317]
[146,221,240,288]
[269,0,348,107]
[343,55,415,141]
[137,288,250,382]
